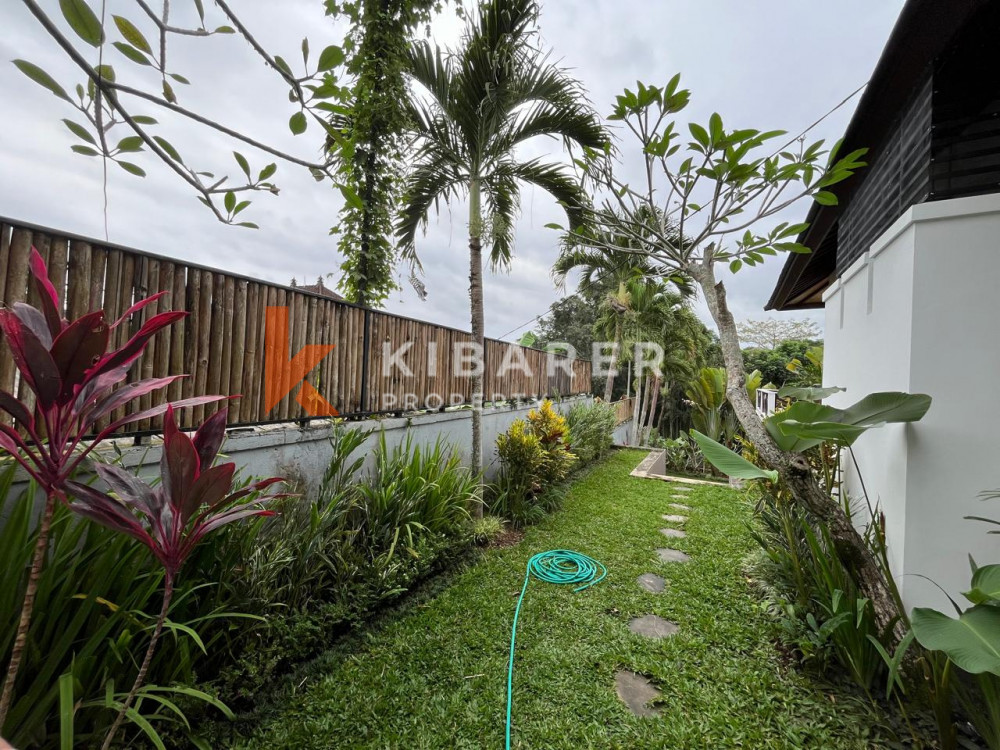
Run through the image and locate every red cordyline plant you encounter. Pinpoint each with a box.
[0,248,223,729]
[67,405,285,749]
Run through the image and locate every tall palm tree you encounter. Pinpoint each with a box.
[554,241,691,401]
[396,0,608,507]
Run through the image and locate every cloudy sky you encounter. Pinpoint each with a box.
[0,0,904,341]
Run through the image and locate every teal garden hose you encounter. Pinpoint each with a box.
[505,550,607,749]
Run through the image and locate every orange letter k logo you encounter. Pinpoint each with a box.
[264,306,339,417]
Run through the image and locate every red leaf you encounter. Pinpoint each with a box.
[0,309,62,409]
[29,247,65,338]
[100,394,229,435]
[193,408,228,469]
[50,310,109,400]
[93,462,163,524]
[94,310,186,373]
[110,290,170,329]
[161,405,200,514]
[65,481,156,549]
[12,302,53,349]
[0,389,33,429]
[86,375,185,427]
[182,462,236,524]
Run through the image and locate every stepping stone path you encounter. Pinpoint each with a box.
[615,670,662,717]
[661,514,687,523]
[668,503,690,511]
[637,573,666,593]
[657,548,690,563]
[629,614,679,639]
[660,527,686,539]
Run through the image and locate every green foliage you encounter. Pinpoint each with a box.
[227,451,928,748]
[1,427,478,746]
[329,0,441,307]
[492,400,578,528]
[471,515,505,546]
[743,340,817,388]
[565,401,615,465]
[747,483,893,695]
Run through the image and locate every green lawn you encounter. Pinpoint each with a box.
[224,449,899,749]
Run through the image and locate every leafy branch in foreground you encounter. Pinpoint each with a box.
[16,0,359,227]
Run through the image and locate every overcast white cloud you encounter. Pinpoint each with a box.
[0,0,904,341]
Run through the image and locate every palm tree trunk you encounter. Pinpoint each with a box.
[645,375,661,442]
[689,262,903,643]
[0,489,57,728]
[468,178,485,518]
[603,318,621,402]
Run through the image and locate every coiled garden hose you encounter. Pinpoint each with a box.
[505,550,607,749]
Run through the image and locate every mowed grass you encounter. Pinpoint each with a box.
[226,450,897,749]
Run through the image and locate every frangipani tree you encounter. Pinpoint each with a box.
[562,74,916,638]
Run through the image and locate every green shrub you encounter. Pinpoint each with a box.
[566,401,615,464]
[471,515,505,546]
[492,400,577,528]
[0,426,479,745]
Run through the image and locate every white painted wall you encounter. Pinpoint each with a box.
[822,193,1000,611]
[1,397,592,518]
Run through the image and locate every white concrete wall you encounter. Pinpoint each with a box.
[2,397,592,512]
[822,193,1000,611]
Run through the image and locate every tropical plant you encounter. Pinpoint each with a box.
[685,367,762,447]
[553,226,691,401]
[565,401,615,465]
[472,515,505,546]
[329,0,442,306]
[910,499,1000,750]
[0,248,222,729]
[396,0,608,506]
[559,74,913,638]
[65,406,284,749]
[527,400,577,484]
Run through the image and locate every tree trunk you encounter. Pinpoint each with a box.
[0,490,57,728]
[603,318,621,402]
[644,374,661,443]
[689,262,904,642]
[101,577,174,750]
[468,178,485,518]
[630,371,643,446]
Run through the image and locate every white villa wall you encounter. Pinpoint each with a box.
[2,397,592,521]
[822,193,1000,611]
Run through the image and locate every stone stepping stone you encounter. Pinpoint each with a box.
[661,514,687,523]
[629,614,680,639]
[670,494,690,500]
[656,548,690,563]
[637,573,666,593]
[615,670,662,717]
[660,527,686,539]
[670,486,693,493]
[668,503,691,511]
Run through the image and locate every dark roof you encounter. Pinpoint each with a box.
[296,279,345,301]
[766,0,990,311]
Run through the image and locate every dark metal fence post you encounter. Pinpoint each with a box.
[360,308,371,413]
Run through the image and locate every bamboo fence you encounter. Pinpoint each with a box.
[0,218,592,433]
